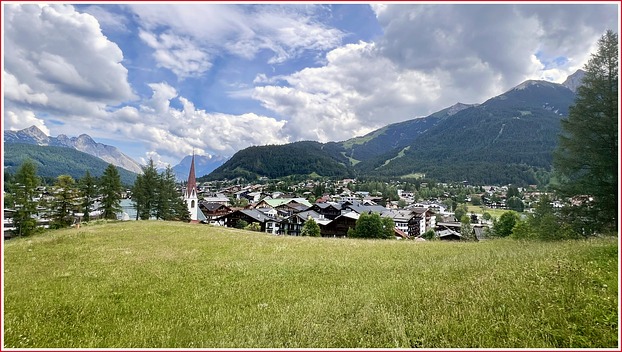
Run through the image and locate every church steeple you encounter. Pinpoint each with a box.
[186,153,197,199]
[184,152,199,221]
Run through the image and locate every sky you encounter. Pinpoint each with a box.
[2,2,619,167]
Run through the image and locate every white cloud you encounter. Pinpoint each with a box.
[3,71,48,105]
[138,30,212,79]
[3,4,135,133]
[109,82,289,162]
[375,4,617,90]
[4,110,50,135]
[250,3,618,143]
[129,4,344,78]
[252,41,444,142]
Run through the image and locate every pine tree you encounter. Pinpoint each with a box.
[12,159,41,236]
[78,170,98,222]
[133,159,160,220]
[100,164,123,220]
[156,166,178,220]
[50,175,79,228]
[554,30,618,233]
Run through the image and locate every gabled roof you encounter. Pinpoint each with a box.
[313,202,340,210]
[345,203,387,214]
[289,210,332,226]
[200,202,230,212]
[262,198,312,208]
[381,210,413,222]
[238,209,282,223]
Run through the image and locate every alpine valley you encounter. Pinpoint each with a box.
[205,71,585,186]
[5,70,584,186]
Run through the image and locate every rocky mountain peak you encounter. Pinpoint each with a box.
[447,102,477,116]
[562,69,586,93]
[5,125,144,174]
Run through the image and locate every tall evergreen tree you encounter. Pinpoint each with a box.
[50,175,79,229]
[553,30,618,233]
[100,164,123,220]
[156,166,178,220]
[132,159,160,220]
[78,170,98,222]
[12,159,41,236]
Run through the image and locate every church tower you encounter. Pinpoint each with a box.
[184,154,199,221]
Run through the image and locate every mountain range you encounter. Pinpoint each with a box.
[206,70,583,185]
[4,143,138,186]
[4,70,585,186]
[4,126,143,174]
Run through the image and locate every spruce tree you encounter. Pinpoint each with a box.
[78,170,98,222]
[134,159,159,220]
[50,175,78,228]
[156,166,178,220]
[100,164,123,220]
[12,159,40,236]
[553,30,618,233]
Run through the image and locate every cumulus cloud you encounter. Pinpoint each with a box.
[250,3,618,143]
[128,4,344,78]
[138,30,213,79]
[109,82,289,162]
[253,42,443,142]
[4,109,50,135]
[373,4,617,87]
[3,4,135,132]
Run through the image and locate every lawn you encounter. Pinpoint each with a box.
[467,205,510,219]
[3,221,619,348]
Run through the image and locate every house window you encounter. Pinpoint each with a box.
[191,200,195,208]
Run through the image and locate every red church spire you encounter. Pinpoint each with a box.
[186,153,197,198]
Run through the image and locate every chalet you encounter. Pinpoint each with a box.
[216,209,282,235]
[342,201,386,215]
[437,228,462,241]
[320,212,359,237]
[203,193,230,206]
[281,210,331,236]
[199,202,232,224]
[310,202,342,220]
[253,198,312,216]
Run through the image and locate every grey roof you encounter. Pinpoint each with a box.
[345,203,387,214]
[438,229,461,238]
[289,210,331,225]
[239,209,281,223]
[200,202,229,212]
[380,210,413,222]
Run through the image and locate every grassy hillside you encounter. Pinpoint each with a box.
[3,222,618,348]
[4,143,137,186]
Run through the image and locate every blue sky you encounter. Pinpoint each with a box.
[3,2,619,167]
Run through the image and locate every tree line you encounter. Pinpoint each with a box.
[5,158,191,237]
[5,161,124,236]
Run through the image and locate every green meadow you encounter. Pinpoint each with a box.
[3,221,618,348]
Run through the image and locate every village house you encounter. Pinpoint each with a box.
[252,198,312,216]
[320,212,359,237]
[281,210,331,236]
[202,193,230,206]
[310,202,342,220]
[198,202,232,225]
[215,209,282,235]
